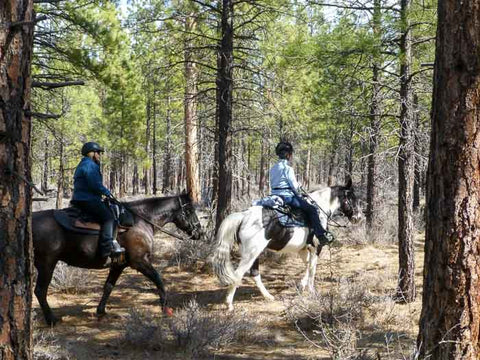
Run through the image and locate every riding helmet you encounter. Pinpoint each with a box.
[275,141,293,159]
[81,142,104,156]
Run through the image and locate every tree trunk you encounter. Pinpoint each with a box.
[152,86,158,195]
[162,96,172,193]
[304,147,311,189]
[417,1,480,357]
[184,13,200,203]
[132,164,139,195]
[366,62,380,230]
[144,96,151,195]
[0,1,35,358]
[259,135,266,193]
[56,140,64,209]
[42,134,49,193]
[396,0,415,303]
[412,93,421,211]
[215,0,234,231]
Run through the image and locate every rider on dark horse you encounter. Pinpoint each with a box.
[270,141,334,246]
[71,142,125,266]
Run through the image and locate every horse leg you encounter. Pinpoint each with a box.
[132,261,169,313]
[96,265,127,316]
[306,251,319,292]
[250,258,274,301]
[34,261,58,326]
[299,249,310,291]
[226,238,269,310]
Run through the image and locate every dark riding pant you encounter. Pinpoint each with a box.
[71,199,115,258]
[282,195,326,239]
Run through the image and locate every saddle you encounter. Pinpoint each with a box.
[53,201,134,235]
[253,195,308,228]
[53,206,102,235]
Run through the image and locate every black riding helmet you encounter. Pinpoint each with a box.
[275,141,293,159]
[81,142,104,156]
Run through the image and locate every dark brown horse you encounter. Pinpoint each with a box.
[32,193,202,325]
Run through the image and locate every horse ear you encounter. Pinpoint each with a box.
[345,178,352,189]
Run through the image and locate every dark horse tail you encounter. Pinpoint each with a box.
[211,212,244,286]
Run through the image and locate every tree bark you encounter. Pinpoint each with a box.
[144,96,151,195]
[162,96,173,193]
[417,0,480,357]
[41,133,49,193]
[412,93,421,211]
[55,139,64,209]
[152,85,158,195]
[0,0,35,358]
[366,0,382,230]
[215,0,234,231]
[184,13,200,203]
[396,0,415,303]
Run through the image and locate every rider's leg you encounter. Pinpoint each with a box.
[287,196,331,245]
[74,200,122,260]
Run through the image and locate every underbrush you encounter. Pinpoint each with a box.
[34,327,70,360]
[49,262,91,294]
[285,269,420,359]
[124,299,273,358]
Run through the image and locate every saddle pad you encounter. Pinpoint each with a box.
[276,210,308,228]
[53,208,100,235]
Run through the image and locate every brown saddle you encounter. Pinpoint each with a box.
[53,207,129,235]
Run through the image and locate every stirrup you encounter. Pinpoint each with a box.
[111,240,125,256]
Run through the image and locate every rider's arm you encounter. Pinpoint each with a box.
[84,162,111,197]
[285,166,301,195]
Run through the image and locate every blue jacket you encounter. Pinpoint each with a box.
[72,157,111,202]
[269,159,300,197]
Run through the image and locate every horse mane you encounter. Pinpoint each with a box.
[124,194,187,218]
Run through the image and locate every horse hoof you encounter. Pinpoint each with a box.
[163,307,174,317]
[46,315,60,326]
[265,295,275,301]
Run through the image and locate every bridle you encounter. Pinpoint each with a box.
[302,189,352,228]
[177,196,201,232]
[110,195,198,241]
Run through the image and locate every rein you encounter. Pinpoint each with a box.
[111,196,193,241]
[301,189,348,229]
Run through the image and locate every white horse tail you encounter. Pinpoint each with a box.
[212,212,244,286]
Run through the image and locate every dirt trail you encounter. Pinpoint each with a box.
[33,234,424,359]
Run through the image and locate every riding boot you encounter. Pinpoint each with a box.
[99,219,115,258]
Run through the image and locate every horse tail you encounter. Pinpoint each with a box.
[211,212,244,286]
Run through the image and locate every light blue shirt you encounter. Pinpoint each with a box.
[269,159,300,197]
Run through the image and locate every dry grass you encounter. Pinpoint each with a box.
[123,299,272,358]
[285,263,420,360]
[49,262,92,294]
[34,328,71,360]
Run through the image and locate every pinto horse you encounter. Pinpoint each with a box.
[33,193,202,325]
[212,181,362,310]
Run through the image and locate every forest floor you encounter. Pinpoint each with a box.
[33,217,424,360]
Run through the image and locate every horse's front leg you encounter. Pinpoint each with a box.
[299,248,310,291]
[250,258,274,301]
[96,265,127,316]
[299,246,320,292]
[306,248,319,292]
[132,260,171,315]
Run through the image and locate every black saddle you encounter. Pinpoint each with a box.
[53,206,101,235]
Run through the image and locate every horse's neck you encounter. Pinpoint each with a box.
[309,187,339,215]
[127,197,179,224]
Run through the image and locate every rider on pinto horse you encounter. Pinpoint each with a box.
[71,142,125,266]
[270,141,334,246]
